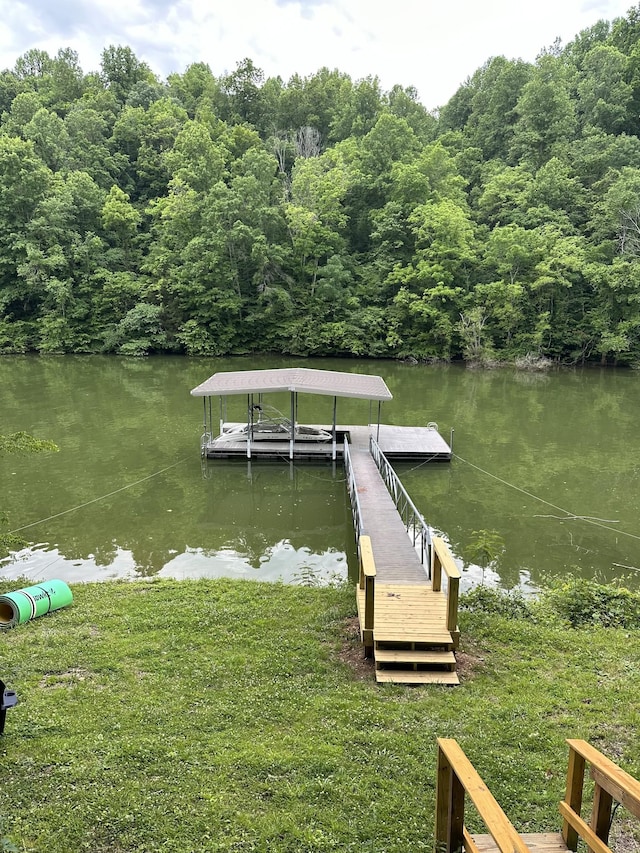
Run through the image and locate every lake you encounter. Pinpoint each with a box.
[1,354,639,591]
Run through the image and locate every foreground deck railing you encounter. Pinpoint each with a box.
[561,739,640,852]
[436,738,531,853]
[435,737,640,853]
[369,435,432,571]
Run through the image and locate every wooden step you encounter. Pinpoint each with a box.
[471,833,568,853]
[373,630,454,645]
[376,670,460,685]
[374,649,456,666]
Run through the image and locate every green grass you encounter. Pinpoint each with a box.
[0,577,639,852]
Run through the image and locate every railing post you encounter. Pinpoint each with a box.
[359,535,376,658]
[590,782,613,849]
[562,743,586,851]
[447,575,459,635]
[435,740,465,853]
[432,543,442,592]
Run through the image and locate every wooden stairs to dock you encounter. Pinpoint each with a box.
[356,536,461,685]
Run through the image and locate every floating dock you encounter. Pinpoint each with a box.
[202,423,451,462]
[191,367,459,684]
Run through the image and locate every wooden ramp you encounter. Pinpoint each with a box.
[349,441,460,685]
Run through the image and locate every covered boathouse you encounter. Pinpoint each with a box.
[190,366,451,462]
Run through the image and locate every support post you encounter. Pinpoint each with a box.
[432,543,442,592]
[435,742,465,853]
[359,535,376,658]
[219,396,224,436]
[563,744,586,851]
[377,400,381,443]
[447,575,459,634]
[332,396,337,461]
[246,394,251,460]
[290,391,295,460]
[591,783,613,848]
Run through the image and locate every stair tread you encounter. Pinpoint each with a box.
[376,670,460,685]
[375,649,456,664]
[374,631,454,642]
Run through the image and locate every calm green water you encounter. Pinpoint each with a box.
[1,355,639,591]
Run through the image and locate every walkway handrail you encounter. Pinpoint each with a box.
[344,437,365,539]
[369,435,432,571]
[358,535,376,657]
[432,536,461,635]
[561,739,640,853]
[435,738,532,853]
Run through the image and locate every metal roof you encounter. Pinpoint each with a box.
[190,367,393,401]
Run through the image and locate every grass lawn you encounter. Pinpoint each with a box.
[1,577,639,852]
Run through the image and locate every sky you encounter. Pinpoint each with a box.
[0,0,636,110]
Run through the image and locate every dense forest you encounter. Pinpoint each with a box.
[3,10,640,363]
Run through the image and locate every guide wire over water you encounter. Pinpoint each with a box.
[453,453,640,542]
[8,457,190,535]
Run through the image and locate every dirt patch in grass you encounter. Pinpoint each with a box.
[39,668,96,689]
[455,649,485,682]
[610,818,640,853]
[336,616,376,681]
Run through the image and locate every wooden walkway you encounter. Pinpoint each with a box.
[349,434,460,685]
[201,414,459,685]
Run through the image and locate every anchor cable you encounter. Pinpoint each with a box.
[8,456,190,535]
[453,453,640,542]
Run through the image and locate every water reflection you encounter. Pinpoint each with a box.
[2,539,347,586]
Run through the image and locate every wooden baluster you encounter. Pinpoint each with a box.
[590,781,613,851]
[435,742,462,853]
[562,744,586,851]
[432,544,442,593]
[447,575,459,634]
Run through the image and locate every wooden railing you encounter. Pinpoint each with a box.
[369,435,432,571]
[561,739,640,853]
[358,535,376,657]
[435,738,531,853]
[435,738,640,853]
[432,536,460,638]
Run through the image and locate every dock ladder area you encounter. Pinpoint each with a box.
[435,737,640,853]
[345,434,461,685]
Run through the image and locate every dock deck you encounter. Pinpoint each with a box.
[203,423,451,461]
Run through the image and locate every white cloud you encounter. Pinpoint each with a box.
[0,0,634,109]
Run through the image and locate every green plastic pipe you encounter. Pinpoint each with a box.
[0,580,73,629]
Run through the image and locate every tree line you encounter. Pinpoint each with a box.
[2,9,640,364]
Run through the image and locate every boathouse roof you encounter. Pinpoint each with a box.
[190,367,393,401]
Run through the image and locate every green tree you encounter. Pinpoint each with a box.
[510,53,577,167]
[101,45,156,104]
[0,137,52,348]
[577,44,632,134]
[23,106,69,170]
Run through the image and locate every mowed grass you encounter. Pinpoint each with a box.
[0,577,639,852]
